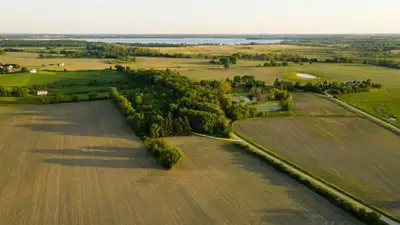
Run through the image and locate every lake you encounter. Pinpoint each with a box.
[24,38,283,45]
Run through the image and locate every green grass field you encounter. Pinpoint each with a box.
[234,117,400,218]
[338,90,400,127]
[0,70,129,87]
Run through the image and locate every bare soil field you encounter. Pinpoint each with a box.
[166,136,361,225]
[234,117,400,218]
[293,93,354,116]
[0,101,360,225]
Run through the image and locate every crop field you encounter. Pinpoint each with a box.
[0,102,361,225]
[165,136,361,225]
[338,90,400,127]
[234,117,400,217]
[293,93,354,116]
[0,70,128,87]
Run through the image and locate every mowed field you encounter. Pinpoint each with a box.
[0,101,361,225]
[234,117,400,217]
[338,90,400,128]
[292,93,354,116]
[0,70,128,87]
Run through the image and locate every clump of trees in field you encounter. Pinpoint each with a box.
[209,56,239,69]
[143,138,183,169]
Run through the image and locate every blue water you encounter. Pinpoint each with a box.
[25,38,283,45]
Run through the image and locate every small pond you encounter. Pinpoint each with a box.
[232,95,251,103]
[296,73,317,79]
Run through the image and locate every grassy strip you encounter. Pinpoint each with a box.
[232,127,400,223]
[109,87,183,170]
[233,141,388,225]
[192,132,235,142]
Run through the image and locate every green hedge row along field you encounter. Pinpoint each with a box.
[338,90,400,128]
[232,141,388,225]
[234,117,400,220]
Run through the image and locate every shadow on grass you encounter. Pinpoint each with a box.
[9,100,138,140]
[33,145,160,169]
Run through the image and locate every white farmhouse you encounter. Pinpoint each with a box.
[30,69,37,73]
[37,90,48,96]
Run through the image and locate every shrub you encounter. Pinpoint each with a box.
[88,92,98,99]
[158,147,184,169]
[71,95,80,102]
[143,137,184,170]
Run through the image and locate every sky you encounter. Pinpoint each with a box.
[2,0,400,34]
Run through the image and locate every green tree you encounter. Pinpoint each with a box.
[21,67,29,72]
[217,79,232,94]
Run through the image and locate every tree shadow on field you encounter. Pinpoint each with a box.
[10,100,138,140]
[33,145,160,169]
[218,143,361,224]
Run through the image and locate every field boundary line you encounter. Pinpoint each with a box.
[319,92,400,135]
[231,123,400,224]
[192,132,235,142]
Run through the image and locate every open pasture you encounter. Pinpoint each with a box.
[293,93,354,116]
[234,117,400,218]
[338,90,400,128]
[0,101,361,225]
[0,70,128,87]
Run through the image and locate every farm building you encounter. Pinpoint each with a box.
[30,69,37,73]
[37,90,48,96]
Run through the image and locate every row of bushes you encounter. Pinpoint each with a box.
[109,87,184,170]
[143,138,183,169]
[233,141,388,225]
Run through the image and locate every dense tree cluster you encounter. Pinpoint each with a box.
[109,87,184,170]
[143,138,183,169]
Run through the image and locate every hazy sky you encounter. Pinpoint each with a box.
[2,0,399,34]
